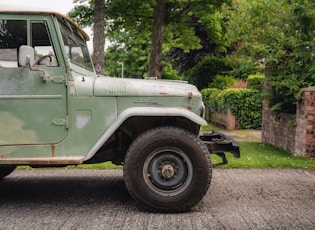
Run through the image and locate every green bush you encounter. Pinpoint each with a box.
[186,55,232,89]
[227,56,259,80]
[205,88,262,129]
[247,74,264,91]
[201,88,222,112]
[208,75,237,89]
[201,88,221,99]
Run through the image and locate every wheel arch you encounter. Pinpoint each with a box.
[84,107,207,161]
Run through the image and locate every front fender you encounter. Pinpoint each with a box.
[85,107,207,160]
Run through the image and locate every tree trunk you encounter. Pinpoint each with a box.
[93,0,106,75]
[147,0,166,79]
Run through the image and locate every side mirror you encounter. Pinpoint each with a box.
[18,45,34,67]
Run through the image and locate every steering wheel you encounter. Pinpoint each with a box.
[36,55,52,65]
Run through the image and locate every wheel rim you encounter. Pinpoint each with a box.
[143,147,193,196]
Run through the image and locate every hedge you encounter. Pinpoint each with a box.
[202,88,262,129]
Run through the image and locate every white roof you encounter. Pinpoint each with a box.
[0,3,90,41]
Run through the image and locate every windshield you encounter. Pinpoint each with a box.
[58,19,93,70]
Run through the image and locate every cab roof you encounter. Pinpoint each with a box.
[0,3,90,41]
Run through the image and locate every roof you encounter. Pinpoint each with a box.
[0,3,90,41]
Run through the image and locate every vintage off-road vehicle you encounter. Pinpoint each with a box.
[0,5,239,212]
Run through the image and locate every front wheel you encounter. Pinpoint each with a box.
[124,127,212,212]
[0,166,16,179]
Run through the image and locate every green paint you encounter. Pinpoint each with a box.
[0,9,206,166]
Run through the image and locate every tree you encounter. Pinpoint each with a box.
[147,0,166,78]
[93,0,106,74]
[166,2,230,74]
[68,0,106,75]
[69,0,230,79]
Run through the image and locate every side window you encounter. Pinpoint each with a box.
[0,20,27,67]
[32,22,58,66]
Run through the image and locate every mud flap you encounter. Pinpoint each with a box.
[200,131,240,167]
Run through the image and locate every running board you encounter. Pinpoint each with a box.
[0,156,84,166]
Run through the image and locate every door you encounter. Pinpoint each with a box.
[0,18,68,145]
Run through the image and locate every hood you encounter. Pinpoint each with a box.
[93,77,201,97]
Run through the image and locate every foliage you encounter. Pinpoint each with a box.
[161,61,181,80]
[104,30,180,79]
[69,0,232,79]
[224,0,315,113]
[208,75,236,89]
[212,142,315,169]
[204,87,262,129]
[201,88,221,99]
[166,1,231,73]
[186,55,232,89]
[247,74,264,91]
[68,0,94,26]
[219,88,262,129]
[227,56,260,80]
[201,87,222,112]
[105,32,151,78]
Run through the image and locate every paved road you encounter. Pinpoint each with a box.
[0,169,314,230]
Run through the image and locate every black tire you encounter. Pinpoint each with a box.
[0,166,16,179]
[124,127,212,212]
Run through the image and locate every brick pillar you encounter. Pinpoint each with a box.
[226,109,242,131]
[296,87,315,157]
[261,100,272,144]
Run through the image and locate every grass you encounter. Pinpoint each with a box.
[67,162,122,170]
[212,142,315,169]
[201,123,221,131]
[18,162,122,171]
[202,123,314,169]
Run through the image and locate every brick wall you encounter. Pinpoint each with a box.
[208,109,242,131]
[261,101,296,154]
[262,86,315,158]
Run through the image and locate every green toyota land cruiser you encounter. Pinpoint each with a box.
[0,4,239,212]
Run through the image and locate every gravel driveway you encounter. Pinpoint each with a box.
[0,169,314,229]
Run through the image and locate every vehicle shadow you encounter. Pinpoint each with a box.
[0,170,133,207]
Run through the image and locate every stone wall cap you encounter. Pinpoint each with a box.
[301,86,315,92]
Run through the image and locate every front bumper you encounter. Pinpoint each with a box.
[200,131,240,167]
